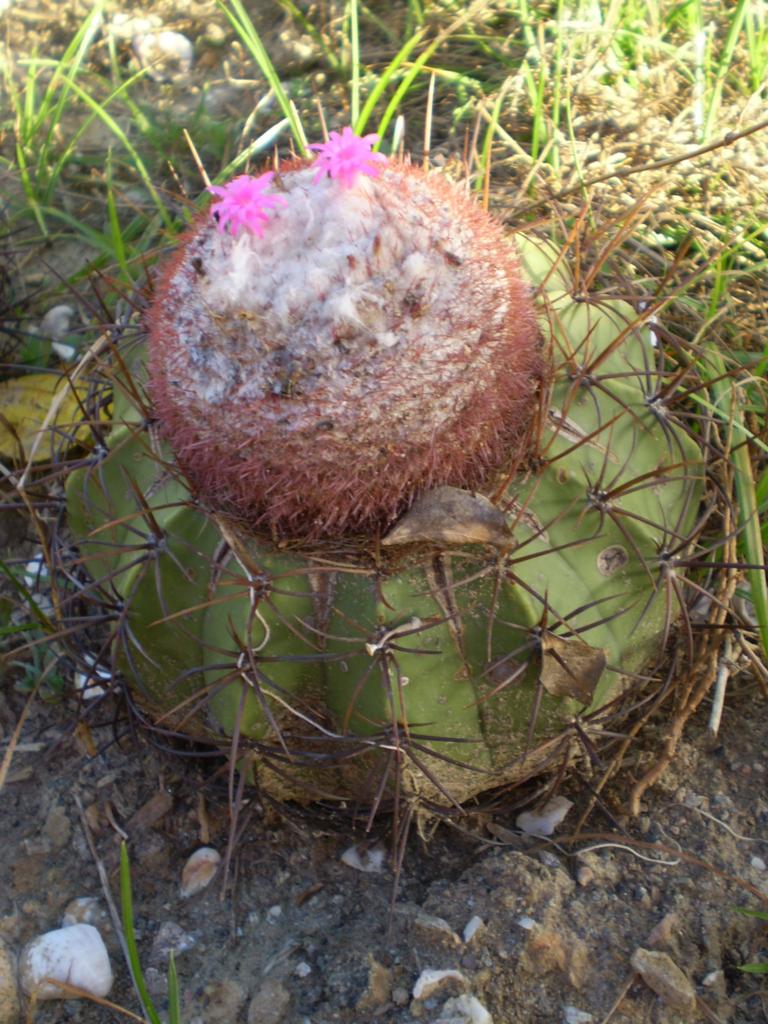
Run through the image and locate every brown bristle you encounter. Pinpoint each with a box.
[147,160,544,539]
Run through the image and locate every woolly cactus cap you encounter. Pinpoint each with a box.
[148,146,542,538]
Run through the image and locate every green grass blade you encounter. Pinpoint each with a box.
[217,0,308,155]
[0,561,53,633]
[475,86,507,196]
[37,207,115,251]
[214,118,291,183]
[44,62,153,193]
[703,0,749,141]
[348,0,361,127]
[369,34,450,145]
[119,842,163,1024]
[39,1,106,159]
[51,74,174,230]
[4,66,47,234]
[705,345,768,659]
[354,28,427,136]
[277,0,342,72]
[105,151,132,284]
[362,1,494,145]
[167,951,181,1024]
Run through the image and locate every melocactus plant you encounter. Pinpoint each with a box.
[148,129,542,538]
[63,128,704,812]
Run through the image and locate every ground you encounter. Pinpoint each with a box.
[1,1,767,1022]
[1,673,767,1023]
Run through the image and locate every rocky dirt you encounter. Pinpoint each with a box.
[0,675,767,1024]
[1,1,767,1022]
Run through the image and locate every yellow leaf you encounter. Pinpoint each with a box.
[0,373,93,463]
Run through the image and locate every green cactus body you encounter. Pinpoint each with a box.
[64,231,702,807]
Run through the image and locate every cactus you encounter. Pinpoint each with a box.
[60,137,703,811]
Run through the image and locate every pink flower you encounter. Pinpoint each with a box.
[208,172,287,238]
[309,127,387,188]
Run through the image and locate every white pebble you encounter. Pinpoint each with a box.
[516,796,573,836]
[462,915,485,943]
[702,969,724,989]
[438,993,493,1024]
[517,916,537,931]
[109,12,162,40]
[341,843,386,874]
[266,905,283,924]
[180,846,221,897]
[74,666,111,701]
[294,961,312,978]
[412,968,467,1000]
[22,553,49,589]
[20,924,112,1001]
[750,856,766,872]
[52,341,77,361]
[40,304,74,342]
[538,850,561,869]
[563,1007,593,1024]
[133,31,194,81]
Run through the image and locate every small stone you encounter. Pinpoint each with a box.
[266,904,283,924]
[109,12,162,40]
[517,916,537,930]
[538,851,561,869]
[199,21,227,46]
[563,1007,593,1024]
[61,897,109,932]
[41,803,71,851]
[199,978,247,1023]
[630,947,696,1011]
[524,927,589,989]
[647,911,679,948]
[750,856,766,871]
[576,866,594,887]
[40,304,74,342]
[247,977,291,1024]
[412,968,468,1001]
[22,554,48,589]
[133,31,194,82]
[341,843,386,873]
[150,921,195,962]
[53,340,77,361]
[144,966,166,999]
[294,961,311,978]
[392,985,410,1006]
[0,937,20,1024]
[181,847,221,897]
[73,665,111,700]
[356,955,392,1010]
[413,911,462,946]
[20,924,112,1000]
[437,993,493,1024]
[702,969,724,991]
[0,909,21,943]
[516,796,574,836]
[463,916,485,944]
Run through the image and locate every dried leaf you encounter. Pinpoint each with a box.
[382,486,512,548]
[539,633,606,704]
[0,373,91,462]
